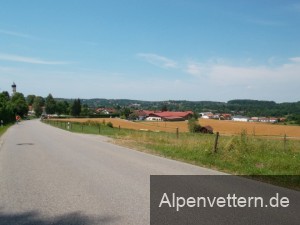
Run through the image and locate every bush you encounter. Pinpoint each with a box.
[106,121,113,128]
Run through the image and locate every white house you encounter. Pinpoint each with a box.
[232,115,250,122]
[200,112,214,119]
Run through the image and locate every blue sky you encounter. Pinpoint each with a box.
[0,0,300,102]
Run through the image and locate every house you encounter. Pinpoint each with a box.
[213,114,220,119]
[96,108,116,114]
[219,113,232,120]
[259,117,269,123]
[279,117,286,122]
[148,111,193,121]
[269,117,278,123]
[135,110,160,120]
[232,115,249,122]
[28,105,35,116]
[145,116,162,121]
[200,112,214,119]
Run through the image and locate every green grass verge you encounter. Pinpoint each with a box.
[44,119,300,190]
[0,124,12,137]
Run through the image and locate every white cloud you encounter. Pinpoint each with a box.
[182,58,300,101]
[289,57,300,63]
[185,62,202,76]
[137,53,177,69]
[0,29,36,39]
[185,57,300,87]
[0,53,70,65]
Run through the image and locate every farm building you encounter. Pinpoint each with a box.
[220,114,232,120]
[145,116,162,121]
[232,115,250,122]
[135,110,160,120]
[200,112,214,119]
[148,111,193,121]
[96,108,116,114]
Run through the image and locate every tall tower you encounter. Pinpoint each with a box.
[12,82,16,95]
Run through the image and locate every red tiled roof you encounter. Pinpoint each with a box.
[149,111,193,118]
[135,110,161,117]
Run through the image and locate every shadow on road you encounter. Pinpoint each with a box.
[0,210,118,225]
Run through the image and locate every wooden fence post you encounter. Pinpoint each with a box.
[283,134,287,151]
[119,125,121,131]
[176,127,179,139]
[213,132,220,153]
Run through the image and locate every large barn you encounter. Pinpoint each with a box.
[148,111,194,121]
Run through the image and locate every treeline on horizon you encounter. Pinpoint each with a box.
[73,98,300,117]
[56,97,300,124]
[1,89,300,125]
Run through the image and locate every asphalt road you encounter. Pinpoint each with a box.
[0,120,224,225]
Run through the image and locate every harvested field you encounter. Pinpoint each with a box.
[56,118,300,139]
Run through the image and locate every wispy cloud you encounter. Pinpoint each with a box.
[0,29,36,39]
[184,57,300,86]
[289,57,300,63]
[185,61,207,76]
[137,53,177,69]
[0,53,70,65]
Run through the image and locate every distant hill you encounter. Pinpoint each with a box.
[55,98,300,117]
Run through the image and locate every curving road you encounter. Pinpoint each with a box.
[0,120,222,225]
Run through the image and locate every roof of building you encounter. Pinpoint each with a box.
[149,111,193,118]
[135,110,160,117]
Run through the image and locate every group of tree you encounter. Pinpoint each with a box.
[65,98,300,119]
[0,91,28,124]
[26,94,79,117]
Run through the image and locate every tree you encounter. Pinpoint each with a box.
[26,95,36,105]
[81,104,89,116]
[11,92,28,117]
[33,96,45,117]
[56,101,70,115]
[120,107,131,119]
[128,112,138,120]
[193,111,199,120]
[45,94,56,114]
[0,91,14,123]
[161,104,168,112]
[71,99,81,116]
[188,118,202,133]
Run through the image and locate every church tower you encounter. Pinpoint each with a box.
[12,82,16,95]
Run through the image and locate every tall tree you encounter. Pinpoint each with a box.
[45,94,56,114]
[161,104,168,112]
[56,101,70,115]
[11,92,28,117]
[71,98,81,116]
[0,91,14,123]
[33,96,45,117]
[81,104,89,116]
[26,95,36,105]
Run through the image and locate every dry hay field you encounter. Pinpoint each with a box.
[57,118,300,139]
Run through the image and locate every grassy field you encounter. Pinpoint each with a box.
[45,119,300,189]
